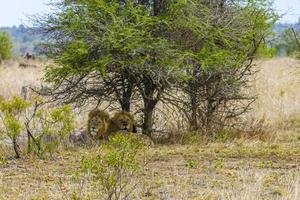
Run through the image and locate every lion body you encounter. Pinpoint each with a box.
[87,109,110,140]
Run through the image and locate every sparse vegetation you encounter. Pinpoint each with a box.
[27,104,75,158]
[0,94,75,159]
[0,25,43,56]
[80,134,144,200]
[1,0,300,199]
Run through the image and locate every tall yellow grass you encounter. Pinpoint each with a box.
[248,58,300,125]
[0,60,44,99]
[0,57,299,129]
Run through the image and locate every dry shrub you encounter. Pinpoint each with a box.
[236,117,273,141]
[155,116,272,145]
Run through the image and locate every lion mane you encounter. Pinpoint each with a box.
[87,109,110,140]
[107,111,136,135]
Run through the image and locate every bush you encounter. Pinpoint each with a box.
[256,44,277,58]
[80,133,144,200]
[0,31,13,60]
[0,96,30,158]
[28,104,75,158]
[0,95,75,159]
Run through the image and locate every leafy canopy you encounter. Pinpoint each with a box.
[44,0,179,83]
[42,0,277,83]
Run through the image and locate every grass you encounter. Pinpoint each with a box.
[0,141,300,199]
[0,57,300,199]
[0,59,44,99]
[248,58,300,127]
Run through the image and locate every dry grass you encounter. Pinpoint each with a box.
[1,142,300,199]
[249,58,300,126]
[0,57,300,199]
[0,59,45,99]
[0,59,90,128]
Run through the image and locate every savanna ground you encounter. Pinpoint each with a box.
[0,58,300,200]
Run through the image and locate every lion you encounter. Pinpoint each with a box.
[87,109,110,140]
[107,111,136,135]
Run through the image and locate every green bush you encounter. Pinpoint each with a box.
[0,96,75,159]
[30,104,75,158]
[0,96,30,158]
[80,133,144,200]
[0,32,13,60]
[256,43,277,58]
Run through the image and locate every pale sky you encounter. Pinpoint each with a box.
[0,0,300,26]
[274,0,300,23]
[0,0,52,27]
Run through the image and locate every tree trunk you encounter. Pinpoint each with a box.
[120,84,133,112]
[138,0,149,6]
[190,92,198,131]
[187,66,199,131]
[153,0,165,15]
[27,131,31,154]
[12,136,21,159]
[121,100,130,112]
[142,99,156,137]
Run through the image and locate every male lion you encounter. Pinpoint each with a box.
[107,111,136,135]
[87,109,110,140]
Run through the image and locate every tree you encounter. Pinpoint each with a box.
[161,0,277,132]
[0,31,13,60]
[34,0,183,136]
[275,27,300,57]
[34,0,276,136]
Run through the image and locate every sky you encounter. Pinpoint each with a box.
[0,0,52,27]
[0,0,300,27]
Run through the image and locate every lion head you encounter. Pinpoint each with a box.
[108,111,135,134]
[87,109,109,139]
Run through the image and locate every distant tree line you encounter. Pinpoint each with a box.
[274,25,300,57]
[34,0,277,137]
[0,25,42,56]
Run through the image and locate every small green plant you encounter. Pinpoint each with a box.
[259,160,274,168]
[186,159,197,169]
[0,96,31,158]
[178,132,205,144]
[212,158,224,169]
[215,129,240,142]
[80,133,144,200]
